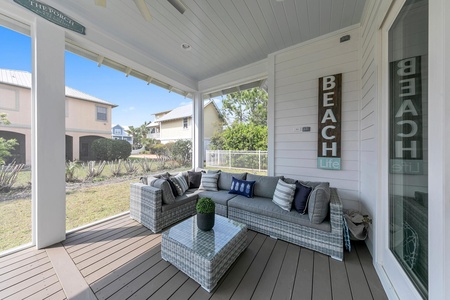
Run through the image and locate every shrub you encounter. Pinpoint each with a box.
[196,197,215,214]
[85,161,106,179]
[0,162,24,192]
[65,160,81,182]
[171,139,192,166]
[91,139,131,161]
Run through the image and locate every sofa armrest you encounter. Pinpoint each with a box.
[329,188,343,236]
[130,183,163,222]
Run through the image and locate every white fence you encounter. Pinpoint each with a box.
[205,150,268,172]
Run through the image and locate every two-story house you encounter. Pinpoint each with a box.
[111,124,133,144]
[0,69,117,164]
[149,100,222,151]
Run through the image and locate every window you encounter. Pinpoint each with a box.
[114,128,121,135]
[97,106,107,121]
[183,117,188,129]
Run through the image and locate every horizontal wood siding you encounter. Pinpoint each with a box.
[273,27,361,209]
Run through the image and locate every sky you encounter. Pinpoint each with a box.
[0,25,205,127]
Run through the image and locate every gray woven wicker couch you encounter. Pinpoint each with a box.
[130,171,344,260]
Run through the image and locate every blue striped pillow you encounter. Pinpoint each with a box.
[272,179,296,211]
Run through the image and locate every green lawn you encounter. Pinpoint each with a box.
[0,179,134,252]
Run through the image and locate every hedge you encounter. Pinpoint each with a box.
[91,138,131,161]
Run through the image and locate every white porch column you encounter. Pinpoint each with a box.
[192,92,204,169]
[32,19,66,248]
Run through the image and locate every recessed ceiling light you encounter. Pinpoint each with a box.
[181,43,191,51]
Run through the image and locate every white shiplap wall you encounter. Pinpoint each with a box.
[358,0,392,255]
[272,26,361,210]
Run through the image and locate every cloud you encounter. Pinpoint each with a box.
[123,106,135,111]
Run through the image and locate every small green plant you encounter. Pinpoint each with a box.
[123,159,138,174]
[0,162,24,192]
[108,159,122,176]
[65,160,80,182]
[196,197,215,214]
[86,161,106,179]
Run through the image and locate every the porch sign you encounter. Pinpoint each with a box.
[390,56,423,174]
[14,0,86,35]
[318,74,342,170]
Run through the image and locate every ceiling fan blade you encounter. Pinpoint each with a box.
[94,0,106,7]
[167,0,186,14]
[134,0,152,22]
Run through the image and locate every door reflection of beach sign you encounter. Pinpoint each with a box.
[390,56,423,174]
[318,74,342,170]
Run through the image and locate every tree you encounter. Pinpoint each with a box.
[171,139,192,166]
[220,123,267,151]
[221,88,268,126]
[210,88,268,150]
[126,122,151,150]
[0,113,17,165]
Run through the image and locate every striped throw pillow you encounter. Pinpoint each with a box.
[199,173,219,191]
[272,179,296,211]
[169,173,189,195]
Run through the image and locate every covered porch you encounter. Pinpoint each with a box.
[0,214,386,299]
[0,0,449,299]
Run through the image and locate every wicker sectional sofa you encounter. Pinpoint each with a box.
[130,170,344,260]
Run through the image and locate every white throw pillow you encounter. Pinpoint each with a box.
[272,179,296,211]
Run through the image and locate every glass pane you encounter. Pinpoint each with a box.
[388,0,428,297]
[0,25,33,252]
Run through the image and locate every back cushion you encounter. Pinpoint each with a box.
[246,174,283,198]
[218,172,247,190]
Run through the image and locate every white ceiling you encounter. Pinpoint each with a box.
[10,0,366,91]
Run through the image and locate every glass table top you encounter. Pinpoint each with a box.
[163,215,247,259]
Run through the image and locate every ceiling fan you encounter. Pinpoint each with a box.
[94,0,186,22]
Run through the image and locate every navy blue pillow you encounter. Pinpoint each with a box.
[292,182,312,213]
[229,177,255,198]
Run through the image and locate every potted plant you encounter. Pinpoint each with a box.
[196,197,215,231]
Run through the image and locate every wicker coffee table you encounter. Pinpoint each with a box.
[161,214,247,292]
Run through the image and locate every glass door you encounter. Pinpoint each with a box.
[388,0,428,298]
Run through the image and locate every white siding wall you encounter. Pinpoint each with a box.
[358,0,393,256]
[272,26,361,210]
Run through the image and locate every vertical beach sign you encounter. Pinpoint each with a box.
[317,74,342,170]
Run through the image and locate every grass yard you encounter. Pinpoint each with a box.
[0,178,135,252]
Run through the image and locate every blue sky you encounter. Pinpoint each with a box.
[0,25,197,127]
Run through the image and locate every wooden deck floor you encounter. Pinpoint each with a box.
[0,214,387,300]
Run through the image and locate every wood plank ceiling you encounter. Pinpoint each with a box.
[39,0,366,84]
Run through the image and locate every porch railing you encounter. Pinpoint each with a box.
[205,150,268,172]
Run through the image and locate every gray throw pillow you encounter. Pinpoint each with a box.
[246,174,284,198]
[199,173,219,191]
[218,172,246,190]
[148,177,176,205]
[308,182,330,224]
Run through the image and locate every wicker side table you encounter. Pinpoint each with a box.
[161,214,247,292]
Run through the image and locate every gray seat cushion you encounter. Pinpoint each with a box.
[246,174,283,198]
[228,195,331,232]
[198,190,237,206]
[161,193,198,212]
[218,172,247,190]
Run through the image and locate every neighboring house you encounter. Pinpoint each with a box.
[0,69,117,164]
[149,100,222,151]
[112,124,133,144]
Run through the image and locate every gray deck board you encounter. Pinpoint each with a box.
[291,248,314,300]
[345,243,374,299]
[0,214,388,300]
[251,239,289,300]
[354,242,388,300]
[312,252,332,300]
[230,236,277,300]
